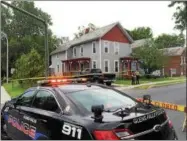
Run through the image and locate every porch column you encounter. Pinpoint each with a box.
[127,60,131,76]
[70,62,72,71]
[136,60,138,70]
[78,61,81,71]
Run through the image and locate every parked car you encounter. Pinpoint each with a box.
[1,79,178,140]
[77,68,116,86]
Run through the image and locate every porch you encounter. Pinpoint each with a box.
[119,57,139,79]
[61,57,91,76]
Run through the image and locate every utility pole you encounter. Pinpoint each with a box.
[1,32,9,83]
[1,1,49,78]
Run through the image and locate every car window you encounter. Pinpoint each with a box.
[32,90,60,113]
[91,69,102,73]
[67,88,137,112]
[16,90,36,107]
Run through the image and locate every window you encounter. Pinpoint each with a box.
[104,41,109,53]
[92,61,97,69]
[80,46,83,56]
[114,60,119,72]
[91,69,102,73]
[104,60,109,72]
[56,53,59,58]
[114,42,119,55]
[68,89,137,112]
[92,42,96,53]
[57,65,59,72]
[73,47,76,57]
[16,90,36,107]
[32,90,60,112]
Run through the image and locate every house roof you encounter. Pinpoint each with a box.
[50,22,134,55]
[160,46,186,56]
[131,38,152,49]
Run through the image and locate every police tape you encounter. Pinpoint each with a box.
[136,98,186,113]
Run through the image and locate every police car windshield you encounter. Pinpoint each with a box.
[65,88,137,112]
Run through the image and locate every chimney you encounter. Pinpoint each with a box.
[85,28,90,34]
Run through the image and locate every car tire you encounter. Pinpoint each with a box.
[1,117,11,140]
[106,82,111,86]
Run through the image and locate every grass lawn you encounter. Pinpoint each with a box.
[134,79,186,89]
[115,76,186,86]
[3,82,28,98]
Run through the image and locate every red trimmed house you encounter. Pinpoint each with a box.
[50,22,139,78]
[161,47,186,76]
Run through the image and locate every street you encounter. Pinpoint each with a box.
[117,83,186,140]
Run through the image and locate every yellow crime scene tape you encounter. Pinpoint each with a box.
[136,98,186,113]
[136,98,187,132]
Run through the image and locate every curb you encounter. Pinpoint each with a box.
[114,79,186,90]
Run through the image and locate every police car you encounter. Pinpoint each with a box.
[1,78,178,140]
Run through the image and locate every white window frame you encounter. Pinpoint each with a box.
[80,46,84,56]
[104,59,110,73]
[73,47,76,57]
[57,64,59,72]
[114,42,119,55]
[114,60,119,73]
[92,42,96,54]
[104,41,109,53]
[92,60,97,69]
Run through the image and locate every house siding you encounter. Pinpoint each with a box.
[164,54,186,76]
[66,41,100,68]
[101,25,130,43]
[51,52,66,74]
[101,40,131,73]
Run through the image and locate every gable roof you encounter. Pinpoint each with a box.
[160,46,186,56]
[131,38,152,49]
[51,22,134,55]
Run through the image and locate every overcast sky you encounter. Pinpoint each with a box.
[35,1,179,40]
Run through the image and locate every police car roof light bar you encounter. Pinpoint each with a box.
[37,78,88,86]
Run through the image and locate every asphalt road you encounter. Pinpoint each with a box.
[118,83,186,140]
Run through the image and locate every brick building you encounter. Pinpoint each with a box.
[161,47,186,76]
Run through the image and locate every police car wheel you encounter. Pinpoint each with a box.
[1,119,10,140]
[106,82,111,86]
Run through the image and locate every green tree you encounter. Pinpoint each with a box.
[132,39,168,74]
[128,27,153,40]
[74,23,98,39]
[14,48,44,79]
[154,33,184,49]
[1,1,60,77]
[169,1,187,33]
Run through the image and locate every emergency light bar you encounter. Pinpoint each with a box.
[37,78,88,86]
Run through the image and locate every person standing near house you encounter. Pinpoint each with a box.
[135,70,140,84]
[131,71,136,85]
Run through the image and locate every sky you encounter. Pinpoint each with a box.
[35,1,179,40]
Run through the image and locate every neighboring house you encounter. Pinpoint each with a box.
[161,46,186,76]
[131,38,152,49]
[50,22,139,77]
[131,38,186,76]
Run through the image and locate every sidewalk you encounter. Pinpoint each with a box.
[114,79,186,91]
[1,86,11,104]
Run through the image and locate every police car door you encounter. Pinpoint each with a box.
[28,89,63,140]
[6,89,36,140]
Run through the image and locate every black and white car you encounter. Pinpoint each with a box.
[1,79,178,140]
